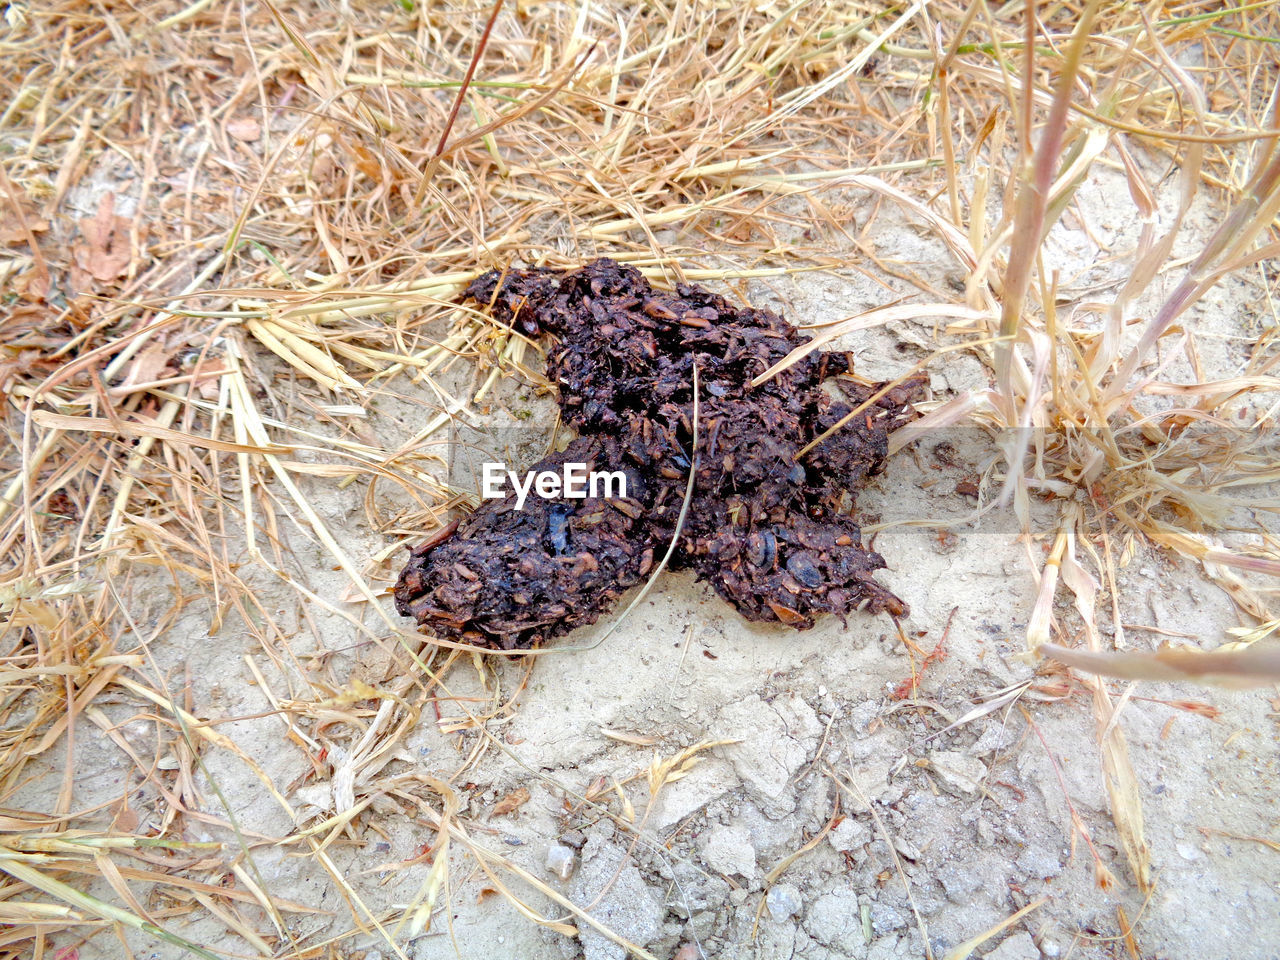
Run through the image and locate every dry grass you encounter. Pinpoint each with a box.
[2,0,1278,957]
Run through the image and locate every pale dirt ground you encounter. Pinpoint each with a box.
[14,163,1280,960]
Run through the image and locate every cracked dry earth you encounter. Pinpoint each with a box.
[394,545,1277,960]
[372,266,1278,958]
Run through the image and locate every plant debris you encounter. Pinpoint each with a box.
[395,259,925,649]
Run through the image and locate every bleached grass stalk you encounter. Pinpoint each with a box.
[995,0,1101,467]
[1106,139,1280,401]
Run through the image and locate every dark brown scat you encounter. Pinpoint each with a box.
[394,258,925,649]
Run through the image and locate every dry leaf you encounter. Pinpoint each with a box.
[111,801,139,833]
[349,140,381,179]
[189,357,227,400]
[74,193,134,283]
[491,787,529,817]
[8,259,50,301]
[120,344,173,392]
[0,209,49,246]
[227,118,262,142]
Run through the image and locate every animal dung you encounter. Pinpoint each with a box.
[394,259,925,649]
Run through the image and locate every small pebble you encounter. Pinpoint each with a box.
[829,817,871,853]
[559,828,587,849]
[893,836,922,861]
[983,930,1040,960]
[766,883,803,920]
[929,750,988,796]
[700,823,756,877]
[546,843,576,880]
[870,901,906,934]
